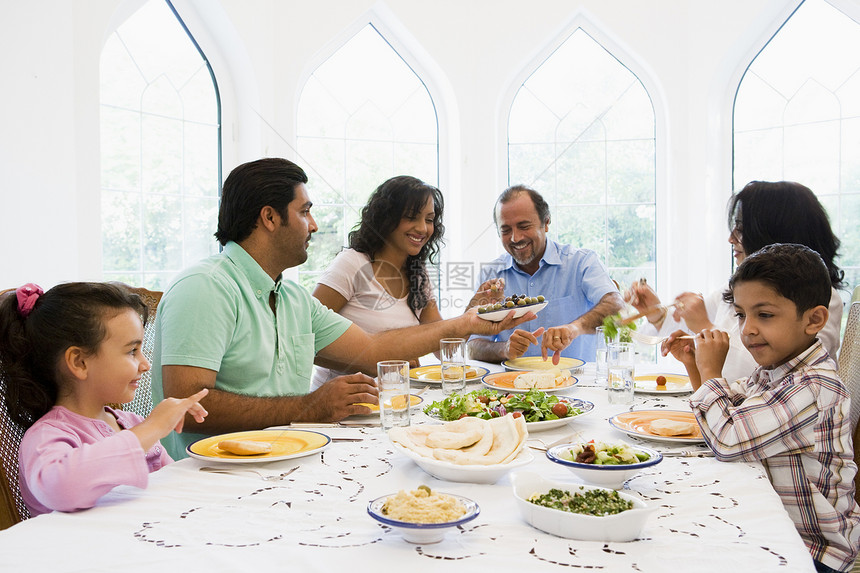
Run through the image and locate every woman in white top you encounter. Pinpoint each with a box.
[628,181,845,384]
[311,176,497,390]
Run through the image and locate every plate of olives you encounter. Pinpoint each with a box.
[476,295,547,322]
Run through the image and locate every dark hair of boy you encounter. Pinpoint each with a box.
[722,243,831,316]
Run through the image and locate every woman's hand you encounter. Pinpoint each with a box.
[671,292,711,332]
[625,279,664,325]
[466,278,505,310]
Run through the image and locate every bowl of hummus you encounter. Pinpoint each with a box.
[367,486,480,543]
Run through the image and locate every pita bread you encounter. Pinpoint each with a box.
[391,414,528,466]
[650,418,696,436]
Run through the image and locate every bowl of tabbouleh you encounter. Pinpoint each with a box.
[367,485,480,544]
[510,472,653,541]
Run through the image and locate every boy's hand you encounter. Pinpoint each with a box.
[661,330,701,389]
[694,329,730,381]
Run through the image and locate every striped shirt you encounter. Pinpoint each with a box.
[690,340,860,571]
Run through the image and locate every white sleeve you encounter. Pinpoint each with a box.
[315,249,367,301]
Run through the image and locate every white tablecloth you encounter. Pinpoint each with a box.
[0,362,815,572]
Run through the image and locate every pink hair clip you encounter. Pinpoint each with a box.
[16,283,43,318]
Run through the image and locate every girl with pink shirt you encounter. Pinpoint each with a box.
[0,282,208,516]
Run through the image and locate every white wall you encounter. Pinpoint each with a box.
[0,0,821,308]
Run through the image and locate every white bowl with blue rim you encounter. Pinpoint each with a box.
[367,492,480,543]
[545,442,663,489]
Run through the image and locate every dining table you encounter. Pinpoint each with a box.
[0,359,815,572]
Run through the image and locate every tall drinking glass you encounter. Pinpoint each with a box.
[595,326,608,383]
[607,342,635,405]
[440,338,467,395]
[377,360,411,430]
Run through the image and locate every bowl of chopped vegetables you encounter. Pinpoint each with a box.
[422,388,593,432]
[511,471,653,541]
[545,441,662,489]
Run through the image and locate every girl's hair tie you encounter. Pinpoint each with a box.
[16,283,44,318]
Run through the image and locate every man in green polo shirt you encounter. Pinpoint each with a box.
[152,158,532,458]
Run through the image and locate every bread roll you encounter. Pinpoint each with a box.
[218,439,272,455]
[650,418,696,436]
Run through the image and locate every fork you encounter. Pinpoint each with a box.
[630,331,695,346]
[198,466,299,481]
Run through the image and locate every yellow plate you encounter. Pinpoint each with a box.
[634,373,693,395]
[609,410,704,444]
[409,364,490,384]
[187,429,331,463]
[502,356,585,372]
[482,371,578,394]
[354,394,424,412]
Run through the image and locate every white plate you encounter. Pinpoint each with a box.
[502,356,585,373]
[409,365,490,385]
[481,371,579,394]
[391,440,534,483]
[609,410,705,444]
[367,493,480,544]
[511,471,654,541]
[476,301,547,322]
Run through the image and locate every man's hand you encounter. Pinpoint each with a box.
[301,373,379,421]
[540,323,582,365]
[504,327,545,360]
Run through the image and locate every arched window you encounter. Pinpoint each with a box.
[508,28,656,288]
[296,23,439,292]
[734,0,860,294]
[100,0,221,289]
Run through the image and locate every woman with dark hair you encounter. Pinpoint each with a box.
[627,181,845,383]
[311,175,497,389]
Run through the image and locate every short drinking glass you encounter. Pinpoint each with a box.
[607,342,635,405]
[377,360,411,430]
[595,326,608,383]
[440,338,467,395]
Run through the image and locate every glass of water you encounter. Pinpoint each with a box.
[440,338,467,395]
[595,326,608,383]
[377,360,411,430]
[607,342,635,405]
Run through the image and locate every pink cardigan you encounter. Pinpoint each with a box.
[18,406,172,516]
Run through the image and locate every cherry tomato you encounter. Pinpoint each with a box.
[511,411,523,419]
[551,402,569,417]
[477,395,490,404]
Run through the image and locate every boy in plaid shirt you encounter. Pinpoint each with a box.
[664,243,860,572]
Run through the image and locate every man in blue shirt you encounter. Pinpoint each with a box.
[468,185,624,363]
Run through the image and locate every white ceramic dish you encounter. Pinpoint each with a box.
[367,493,480,544]
[545,443,663,488]
[391,440,534,484]
[609,410,706,444]
[511,471,654,541]
[481,371,579,394]
[477,301,547,322]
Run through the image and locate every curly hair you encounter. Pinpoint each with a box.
[727,181,844,289]
[348,176,445,314]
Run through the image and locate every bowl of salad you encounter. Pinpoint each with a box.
[422,388,593,432]
[511,471,653,541]
[546,441,663,489]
